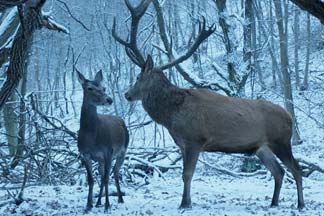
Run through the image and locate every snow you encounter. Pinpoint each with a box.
[0,8,18,49]
[0,168,323,216]
[0,1,324,216]
[0,8,17,38]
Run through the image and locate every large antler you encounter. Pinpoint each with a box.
[112,0,151,68]
[159,17,216,70]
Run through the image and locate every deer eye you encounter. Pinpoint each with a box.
[136,75,140,80]
[87,87,93,91]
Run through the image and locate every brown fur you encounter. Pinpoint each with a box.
[125,56,304,209]
[77,70,128,212]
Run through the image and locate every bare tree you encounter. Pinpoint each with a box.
[301,13,311,91]
[293,6,300,88]
[213,0,249,95]
[274,0,301,143]
[0,0,68,111]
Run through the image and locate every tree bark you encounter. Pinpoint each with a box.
[3,93,18,156]
[214,0,236,84]
[0,3,42,110]
[243,0,252,78]
[0,0,67,111]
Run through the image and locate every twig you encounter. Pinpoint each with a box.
[56,0,90,31]
[29,94,77,140]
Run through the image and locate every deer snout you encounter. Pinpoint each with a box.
[106,97,113,105]
[124,92,132,101]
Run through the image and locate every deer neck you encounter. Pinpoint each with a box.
[142,82,185,128]
[80,100,98,132]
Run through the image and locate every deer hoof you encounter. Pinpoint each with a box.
[84,206,92,213]
[118,197,124,204]
[95,202,102,208]
[298,203,305,210]
[270,203,279,208]
[179,202,192,209]
[104,206,111,214]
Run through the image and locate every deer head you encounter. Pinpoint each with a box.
[125,55,157,101]
[76,69,113,106]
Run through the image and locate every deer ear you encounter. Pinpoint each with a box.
[76,70,86,85]
[144,55,153,73]
[94,70,103,83]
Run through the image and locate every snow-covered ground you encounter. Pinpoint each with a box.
[0,167,323,216]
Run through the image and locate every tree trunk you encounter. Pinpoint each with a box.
[243,0,252,77]
[3,93,18,156]
[301,13,310,91]
[294,6,300,88]
[10,48,28,168]
[253,6,265,90]
[214,0,236,84]
[0,3,43,110]
[274,0,301,144]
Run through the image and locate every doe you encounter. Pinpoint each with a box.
[77,69,129,212]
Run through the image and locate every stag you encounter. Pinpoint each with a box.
[113,0,304,209]
[77,70,129,212]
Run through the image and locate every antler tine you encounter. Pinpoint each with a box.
[74,66,82,75]
[124,0,133,10]
[125,0,151,17]
[198,16,206,33]
[125,48,143,67]
[160,16,216,70]
[136,0,152,17]
[112,0,151,68]
[112,17,129,47]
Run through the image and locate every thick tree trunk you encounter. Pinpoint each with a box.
[3,93,18,156]
[11,62,28,168]
[0,0,67,111]
[0,4,43,110]
[214,0,236,84]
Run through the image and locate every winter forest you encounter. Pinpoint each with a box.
[0,0,323,215]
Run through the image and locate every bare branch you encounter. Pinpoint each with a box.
[41,13,69,33]
[56,0,90,31]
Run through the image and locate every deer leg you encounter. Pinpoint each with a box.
[113,153,126,203]
[179,146,200,209]
[104,153,113,211]
[283,158,304,209]
[95,162,104,207]
[83,158,94,211]
[256,145,285,207]
[274,147,305,209]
